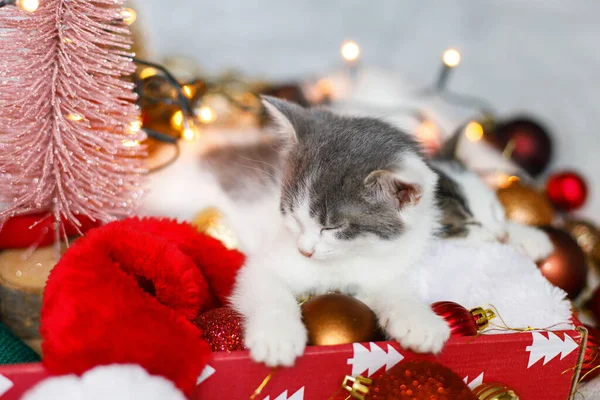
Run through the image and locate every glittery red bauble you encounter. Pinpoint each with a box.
[546,171,588,211]
[537,227,587,299]
[194,307,246,352]
[366,360,476,400]
[431,301,478,336]
[491,118,552,177]
[581,325,600,381]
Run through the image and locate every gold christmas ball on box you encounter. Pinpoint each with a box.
[301,293,379,346]
[497,182,554,226]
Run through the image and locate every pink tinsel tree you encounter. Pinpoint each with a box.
[0,0,145,234]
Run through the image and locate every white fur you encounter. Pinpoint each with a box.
[432,161,554,261]
[22,365,186,400]
[409,240,572,331]
[230,154,451,367]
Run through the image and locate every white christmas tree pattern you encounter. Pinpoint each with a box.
[526,332,579,368]
[196,365,216,385]
[0,374,13,397]
[463,372,484,390]
[263,386,304,400]
[347,342,404,377]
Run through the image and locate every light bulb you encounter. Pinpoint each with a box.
[464,121,484,141]
[120,8,137,25]
[139,67,158,80]
[67,113,83,122]
[122,140,140,148]
[341,40,360,62]
[442,48,461,68]
[496,173,520,189]
[182,127,196,141]
[198,106,217,124]
[182,85,195,98]
[129,118,142,134]
[416,120,439,142]
[17,0,39,12]
[170,110,184,130]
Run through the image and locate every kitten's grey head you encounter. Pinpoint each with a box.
[262,96,439,261]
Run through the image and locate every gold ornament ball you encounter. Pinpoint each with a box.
[472,383,520,400]
[497,182,555,226]
[563,219,600,255]
[191,207,238,250]
[301,293,378,346]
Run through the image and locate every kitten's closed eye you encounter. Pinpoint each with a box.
[321,225,344,232]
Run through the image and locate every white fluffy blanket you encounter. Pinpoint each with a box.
[409,240,573,332]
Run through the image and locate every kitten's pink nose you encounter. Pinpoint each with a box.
[498,232,509,243]
[299,248,314,258]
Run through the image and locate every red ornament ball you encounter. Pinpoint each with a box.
[537,227,587,299]
[431,301,478,336]
[546,171,588,211]
[194,307,246,352]
[365,360,476,400]
[491,118,552,177]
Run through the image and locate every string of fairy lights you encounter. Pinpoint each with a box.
[0,0,527,185]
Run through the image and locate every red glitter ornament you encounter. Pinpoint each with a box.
[546,171,588,211]
[195,307,246,352]
[431,301,495,336]
[344,360,476,400]
[581,325,600,381]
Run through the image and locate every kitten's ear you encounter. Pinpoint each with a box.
[261,95,307,142]
[364,170,423,209]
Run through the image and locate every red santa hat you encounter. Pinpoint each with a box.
[39,217,245,397]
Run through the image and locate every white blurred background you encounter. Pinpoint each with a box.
[137,0,600,221]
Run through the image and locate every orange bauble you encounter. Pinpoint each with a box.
[497,182,554,226]
[301,293,379,346]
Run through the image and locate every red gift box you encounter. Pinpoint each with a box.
[0,329,585,400]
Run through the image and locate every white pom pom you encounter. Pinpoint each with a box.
[23,364,186,400]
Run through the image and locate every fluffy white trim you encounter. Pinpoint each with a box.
[409,240,573,331]
[22,364,186,400]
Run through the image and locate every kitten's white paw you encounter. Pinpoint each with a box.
[507,224,554,261]
[244,314,307,367]
[384,309,450,354]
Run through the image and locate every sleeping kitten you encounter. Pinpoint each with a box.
[230,97,451,367]
[430,130,554,261]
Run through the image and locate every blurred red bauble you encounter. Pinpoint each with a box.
[350,360,476,400]
[194,307,246,352]
[0,212,99,249]
[431,301,495,336]
[491,118,552,177]
[581,325,600,381]
[546,171,588,211]
[587,287,600,325]
[537,227,587,299]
